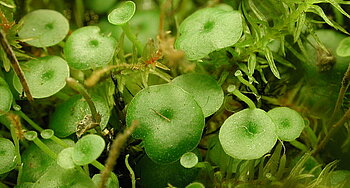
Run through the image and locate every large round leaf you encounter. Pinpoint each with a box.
[13,56,69,98]
[126,84,205,164]
[18,9,69,47]
[175,6,242,60]
[64,26,117,70]
[49,94,111,138]
[0,138,16,174]
[219,108,277,160]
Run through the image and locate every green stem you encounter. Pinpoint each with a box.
[75,0,84,28]
[91,160,105,171]
[227,85,256,109]
[121,23,143,54]
[289,140,308,152]
[235,70,258,94]
[125,154,136,188]
[51,135,70,148]
[16,111,43,132]
[32,137,57,159]
[10,124,22,184]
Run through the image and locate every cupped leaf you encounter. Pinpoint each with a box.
[186,182,205,188]
[0,78,13,115]
[72,134,105,165]
[336,37,350,57]
[21,139,74,183]
[18,9,69,47]
[267,107,305,141]
[180,152,198,168]
[0,138,16,174]
[126,84,205,164]
[57,147,75,169]
[175,6,242,60]
[64,26,117,70]
[171,73,224,117]
[108,1,136,25]
[33,165,96,188]
[49,93,111,138]
[40,129,54,139]
[13,56,69,98]
[219,108,277,160]
[135,154,200,188]
[24,131,38,141]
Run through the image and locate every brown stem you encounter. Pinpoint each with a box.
[313,107,350,154]
[98,121,138,188]
[330,63,350,123]
[0,29,33,101]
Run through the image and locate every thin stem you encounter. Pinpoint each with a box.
[235,70,258,94]
[313,107,350,154]
[16,111,43,132]
[330,63,350,123]
[50,135,70,148]
[98,121,138,188]
[227,85,256,109]
[125,154,136,188]
[74,0,84,27]
[32,137,57,159]
[121,23,143,54]
[66,77,102,134]
[0,29,33,101]
[289,140,308,152]
[9,123,22,184]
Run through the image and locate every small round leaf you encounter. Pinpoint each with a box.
[24,131,38,141]
[18,9,69,47]
[126,84,205,164]
[219,108,277,160]
[180,152,198,168]
[64,26,117,70]
[57,147,75,169]
[92,174,119,188]
[0,138,16,174]
[72,134,105,165]
[267,107,305,141]
[175,6,243,60]
[0,85,13,116]
[108,1,136,25]
[172,73,224,117]
[40,129,54,139]
[13,56,69,98]
[186,182,205,188]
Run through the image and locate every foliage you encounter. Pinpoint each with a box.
[1,0,350,187]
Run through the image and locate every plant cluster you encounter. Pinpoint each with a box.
[1,0,350,187]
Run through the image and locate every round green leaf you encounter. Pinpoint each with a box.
[92,174,119,188]
[33,165,95,188]
[72,134,105,165]
[49,94,111,138]
[180,152,198,168]
[219,108,277,160]
[21,139,75,183]
[40,129,54,139]
[57,147,75,169]
[126,84,205,164]
[0,138,16,174]
[267,107,305,141]
[337,37,350,57]
[18,9,69,47]
[64,26,117,70]
[108,1,136,25]
[172,73,224,117]
[329,170,350,186]
[0,85,13,116]
[175,6,242,60]
[13,56,69,98]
